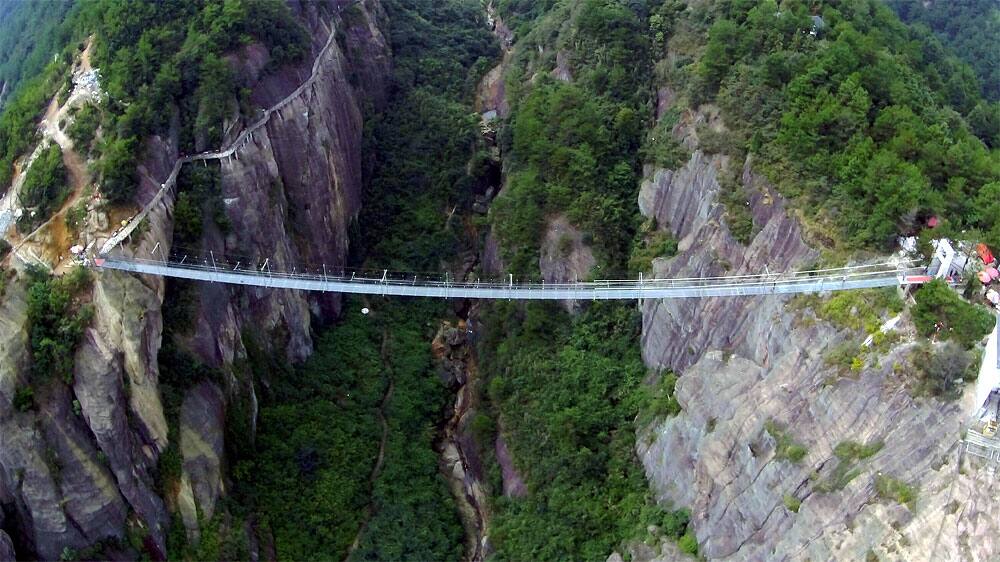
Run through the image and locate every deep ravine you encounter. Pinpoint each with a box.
[435,308,490,562]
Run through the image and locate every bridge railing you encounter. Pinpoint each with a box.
[95,252,926,294]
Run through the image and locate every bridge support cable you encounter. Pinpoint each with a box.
[91,255,927,301]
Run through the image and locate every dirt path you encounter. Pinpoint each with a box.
[3,38,97,271]
[343,329,394,562]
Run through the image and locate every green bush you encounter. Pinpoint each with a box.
[678,531,699,555]
[18,144,68,230]
[228,301,463,562]
[765,420,808,463]
[683,0,997,250]
[659,508,689,539]
[875,474,918,510]
[818,288,904,334]
[13,386,34,412]
[783,494,801,513]
[64,201,87,233]
[834,440,884,461]
[629,228,678,275]
[717,169,755,245]
[641,109,689,170]
[911,341,977,399]
[66,103,100,155]
[913,279,995,348]
[25,266,93,384]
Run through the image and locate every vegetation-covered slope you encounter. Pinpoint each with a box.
[667,0,998,250]
[0,0,310,203]
[0,0,76,106]
[887,0,999,102]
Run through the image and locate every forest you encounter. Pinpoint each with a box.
[0,0,76,106]
[0,0,310,208]
[670,0,998,251]
[887,0,999,102]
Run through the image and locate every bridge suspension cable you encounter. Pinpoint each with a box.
[91,251,929,301]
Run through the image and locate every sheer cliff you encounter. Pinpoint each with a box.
[0,1,390,558]
[633,98,1000,562]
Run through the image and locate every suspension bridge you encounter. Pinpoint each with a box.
[91,251,931,300]
[79,1,934,302]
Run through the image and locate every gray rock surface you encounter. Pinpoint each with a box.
[1,275,128,560]
[0,1,391,557]
[539,215,596,285]
[178,382,226,539]
[495,434,527,498]
[636,107,1000,561]
[0,530,14,561]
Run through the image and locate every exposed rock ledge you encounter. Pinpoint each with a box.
[635,119,1000,560]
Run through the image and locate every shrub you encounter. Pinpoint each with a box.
[641,109,689,169]
[629,228,678,275]
[818,288,904,334]
[678,531,699,556]
[765,420,808,463]
[912,341,976,398]
[18,144,68,230]
[13,386,34,411]
[913,279,995,348]
[783,494,801,513]
[718,169,755,245]
[834,440,884,461]
[639,371,682,427]
[97,136,138,204]
[64,201,87,233]
[66,103,100,155]
[660,508,690,539]
[25,266,94,384]
[875,474,918,510]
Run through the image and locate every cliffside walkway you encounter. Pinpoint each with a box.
[97,1,357,256]
[93,255,930,300]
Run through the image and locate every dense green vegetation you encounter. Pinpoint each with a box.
[814,439,883,494]
[0,53,73,194]
[18,144,69,230]
[667,0,998,251]
[229,302,462,561]
[77,0,310,203]
[474,3,703,558]
[0,0,310,203]
[171,161,229,247]
[808,288,904,335]
[358,0,499,271]
[910,340,980,399]
[67,103,101,156]
[887,0,999,102]
[0,0,76,105]
[479,302,695,560]
[25,266,93,387]
[912,279,995,348]
[490,0,654,274]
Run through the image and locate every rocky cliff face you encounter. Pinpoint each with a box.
[0,1,390,558]
[634,104,999,561]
